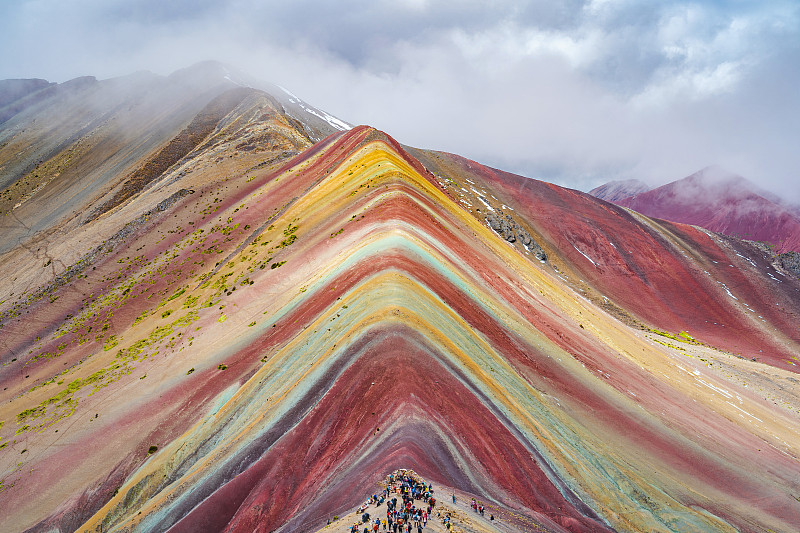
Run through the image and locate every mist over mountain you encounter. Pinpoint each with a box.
[592,166,800,253]
[1,63,800,533]
[3,1,800,203]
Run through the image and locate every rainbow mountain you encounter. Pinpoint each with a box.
[1,64,800,533]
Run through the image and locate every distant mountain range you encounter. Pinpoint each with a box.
[590,167,800,253]
[2,62,799,533]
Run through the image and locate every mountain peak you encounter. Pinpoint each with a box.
[682,166,753,195]
[588,178,650,202]
[613,167,800,252]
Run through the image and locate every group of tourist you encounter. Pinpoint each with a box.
[343,469,496,532]
[348,470,435,532]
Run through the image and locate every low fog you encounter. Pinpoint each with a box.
[2,0,798,201]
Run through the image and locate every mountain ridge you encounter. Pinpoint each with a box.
[1,65,799,533]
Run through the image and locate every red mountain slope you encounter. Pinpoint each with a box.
[410,150,800,372]
[612,167,800,253]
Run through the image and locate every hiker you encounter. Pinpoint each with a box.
[452,493,456,504]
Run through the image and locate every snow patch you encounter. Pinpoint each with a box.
[477,196,494,212]
[735,252,757,268]
[727,401,763,422]
[697,378,733,398]
[278,85,301,101]
[223,75,246,87]
[572,244,596,266]
[303,107,351,131]
[277,85,351,131]
[716,281,738,300]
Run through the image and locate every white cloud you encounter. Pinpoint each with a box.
[0,0,798,200]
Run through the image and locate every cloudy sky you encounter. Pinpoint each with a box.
[2,0,799,198]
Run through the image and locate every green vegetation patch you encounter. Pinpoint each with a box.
[167,287,186,302]
[649,328,704,346]
[277,223,299,248]
[103,335,119,351]
[16,310,200,433]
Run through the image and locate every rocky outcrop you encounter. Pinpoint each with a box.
[777,251,800,277]
[486,212,547,261]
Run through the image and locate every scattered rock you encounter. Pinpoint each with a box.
[486,213,547,262]
[776,251,800,277]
